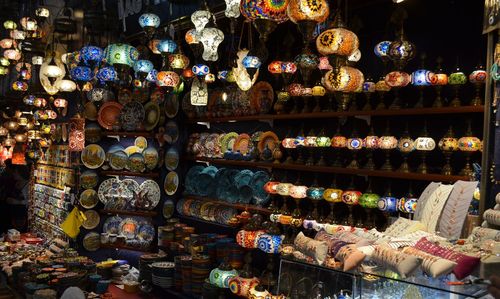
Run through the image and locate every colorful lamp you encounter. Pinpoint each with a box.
[157,39,177,59]
[374,77,391,110]
[287,0,329,44]
[415,123,436,174]
[199,27,224,62]
[387,28,416,70]
[96,65,117,83]
[362,77,376,110]
[138,13,160,39]
[469,64,487,106]
[430,57,448,107]
[342,178,362,226]
[331,124,346,167]
[378,122,398,171]
[458,121,481,177]
[307,179,325,224]
[439,126,459,175]
[295,52,319,87]
[363,126,378,170]
[0,38,14,49]
[448,65,467,107]
[374,40,391,61]
[168,54,190,74]
[133,59,154,82]
[240,0,289,42]
[397,124,415,172]
[3,20,16,30]
[191,9,212,32]
[378,184,398,215]
[323,177,343,224]
[346,130,363,169]
[104,43,139,81]
[4,49,21,62]
[225,0,241,18]
[384,70,411,109]
[359,179,380,228]
[156,71,180,91]
[148,39,161,55]
[35,7,50,22]
[316,28,359,58]
[80,45,103,66]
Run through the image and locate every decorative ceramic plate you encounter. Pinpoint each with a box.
[221,132,239,153]
[98,178,120,204]
[185,166,204,194]
[164,171,179,196]
[250,171,271,206]
[137,180,161,210]
[165,93,179,118]
[81,144,105,169]
[107,144,125,160]
[117,88,133,105]
[83,232,100,252]
[164,147,179,171]
[120,218,138,239]
[88,87,114,103]
[80,170,99,189]
[84,101,98,121]
[163,199,175,219]
[85,122,102,143]
[249,81,274,114]
[98,101,123,130]
[258,131,279,153]
[137,222,155,243]
[127,153,146,173]
[233,134,251,155]
[143,147,159,171]
[125,146,141,156]
[82,210,100,230]
[234,170,254,189]
[120,101,145,131]
[164,121,179,144]
[109,150,128,170]
[150,88,164,104]
[144,101,161,131]
[103,216,122,235]
[121,179,140,209]
[79,189,98,209]
[135,137,148,151]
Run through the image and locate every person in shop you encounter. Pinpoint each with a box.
[5,164,30,233]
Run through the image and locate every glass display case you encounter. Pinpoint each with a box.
[277,258,489,299]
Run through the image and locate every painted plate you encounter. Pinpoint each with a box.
[120,101,145,131]
[127,153,146,173]
[164,171,179,196]
[109,150,128,170]
[233,133,251,155]
[164,147,179,171]
[120,218,138,239]
[107,144,125,160]
[98,178,120,204]
[137,180,161,210]
[83,232,100,252]
[257,131,279,153]
[79,189,98,209]
[117,88,133,105]
[84,101,98,121]
[150,88,164,104]
[81,144,105,169]
[144,101,161,131]
[250,171,271,206]
[134,137,148,151]
[137,222,155,243]
[80,170,99,189]
[82,210,100,230]
[249,81,274,114]
[185,166,204,194]
[220,132,239,153]
[97,101,122,130]
[103,216,122,235]
[163,199,175,219]
[165,93,179,118]
[164,121,179,144]
[85,122,102,143]
[143,147,159,171]
[125,145,141,156]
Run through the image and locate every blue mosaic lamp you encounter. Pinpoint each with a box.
[138,13,160,39]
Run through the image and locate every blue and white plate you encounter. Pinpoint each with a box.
[103,216,123,235]
[250,171,270,206]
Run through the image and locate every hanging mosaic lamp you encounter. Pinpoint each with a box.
[0,38,15,49]
[20,17,37,32]
[243,55,262,78]
[4,49,21,62]
[287,0,329,43]
[199,27,224,62]
[316,28,359,57]
[80,45,104,66]
[388,28,416,70]
[148,39,161,54]
[138,13,160,38]
[374,40,391,60]
[35,7,50,21]
[3,20,16,30]
[96,65,117,83]
[156,70,180,92]
[104,43,139,81]
[322,66,364,93]
[133,59,154,81]
[157,39,177,57]
[168,54,190,73]
[70,64,93,87]
[225,0,241,18]
[191,9,213,32]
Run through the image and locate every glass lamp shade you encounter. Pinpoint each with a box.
[217,70,229,81]
[80,45,104,65]
[307,187,325,201]
[56,79,77,92]
[182,68,194,79]
[374,41,391,58]
[414,137,436,151]
[191,9,212,32]
[289,185,308,199]
[448,70,467,85]
[14,133,27,143]
[4,49,21,61]
[0,38,14,49]
[148,39,161,54]
[33,98,47,107]
[439,137,459,152]
[225,0,241,18]
[318,56,332,71]
[3,137,15,148]
[138,13,160,29]
[348,49,362,62]
[35,7,50,18]
[331,135,347,148]
[375,79,391,92]
[10,30,26,40]
[185,29,200,45]
[431,73,448,85]
[287,83,304,96]
[53,98,68,108]
[0,67,8,75]
[0,58,9,66]
[347,137,363,150]
[3,20,16,30]
[0,127,7,136]
[359,193,380,209]
[316,136,331,147]
[378,196,398,213]
[156,71,180,87]
[364,135,379,149]
[243,55,262,69]
[342,191,361,205]
[295,53,319,69]
[192,64,210,76]
[316,28,359,56]
[276,183,293,196]
[287,0,329,24]
[157,39,177,54]
[363,81,376,93]
[168,54,190,70]
[240,0,290,23]
[323,188,343,203]
[264,181,280,194]
[398,137,415,153]
[20,17,37,31]
[18,117,28,126]
[6,121,19,131]
[378,136,398,150]
[281,137,297,149]
[312,85,326,96]
[146,69,158,83]
[133,59,154,74]
[282,61,297,73]
[323,67,364,92]
[384,71,411,88]
[12,80,28,91]
[458,136,481,152]
[70,65,93,82]
[469,68,487,84]
[96,66,117,82]
[399,197,417,214]
[205,73,216,83]
[411,69,434,86]
[388,39,416,64]
[104,43,139,67]
[268,60,283,74]
[199,27,224,62]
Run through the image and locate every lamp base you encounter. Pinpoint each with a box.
[417,162,429,174]
[398,157,410,173]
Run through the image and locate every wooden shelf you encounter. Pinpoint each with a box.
[101,131,155,138]
[99,170,159,178]
[184,194,272,215]
[99,243,153,252]
[177,214,239,230]
[99,209,157,217]
[185,157,470,182]
[186,105,484,124]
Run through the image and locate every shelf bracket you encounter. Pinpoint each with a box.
[355,115,371,125]
[258,119,274,128]
[197,121,210,129]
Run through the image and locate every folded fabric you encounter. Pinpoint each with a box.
[386,241,417,249]
[294,232,328,265]
[384,218,414,237]
[414,182,441,221]
[322,230,373,247]
[414,237,480,279]
[371,245,422,278]
[335,244,366,271]
[315,230,352,256]
[402,247,456,278]
[467,227,500,244]
[484,209,500,226]
[292,250,316,264]
[357,245,375,257]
